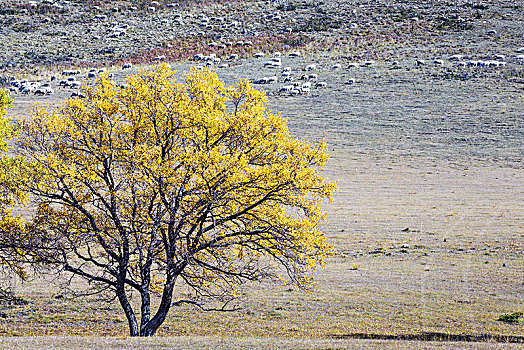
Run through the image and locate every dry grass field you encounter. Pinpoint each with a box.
[1,0,523,348]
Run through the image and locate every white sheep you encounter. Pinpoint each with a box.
[304,64,317,71]
[279,85,293,93]
[331,64,342,70]
[307,74,318,81]
[122,63,132,70]
[254,52,265,58]
[315,82,327,88]
[289,51,301,57]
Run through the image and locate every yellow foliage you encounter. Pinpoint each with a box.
[9,64,336,293]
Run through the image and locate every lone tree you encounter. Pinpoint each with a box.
[0,89,27,278]
[1,65,335,336]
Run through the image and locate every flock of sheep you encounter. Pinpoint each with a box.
[6,46,523,99]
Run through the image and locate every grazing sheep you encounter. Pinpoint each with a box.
[301,82,312,89]
[228,54,239,60]
[362,61,375,67]
[154,55,166,61]
[432,59,444,65]
[267,76,278,83]
[449,54,463,61]
[280,72,291,80]
[122,63,132,70]
[290,88,301,96]
[278,85,293,93]
[331,64,342,70]
[307,74,318,81]
[315,82,327,88]
[345,79,355,85]
[218,63,229,68]
[254,52,265,58]
[304,64,317,71]
[288,51,301,57]
[301,87,311,95]
[416,59,425,66]
[347,62,359,68]
[254,77,269,84]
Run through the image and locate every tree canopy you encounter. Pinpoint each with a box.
[0,65,336,336]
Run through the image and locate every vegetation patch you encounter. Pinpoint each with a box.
[498,312,523,325]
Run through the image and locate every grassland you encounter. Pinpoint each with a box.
[1,0,523,348]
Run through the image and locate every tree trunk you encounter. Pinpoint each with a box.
[142,269,177,336]
[116,287,139,336]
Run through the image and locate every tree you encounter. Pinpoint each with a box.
[3,64,336,336]
[0,89,28,279]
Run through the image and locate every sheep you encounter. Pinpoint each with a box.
[345,79,355,85]
[331,64,342,70]
[62,70,80,76]
[147,6,156,12]
[228,54,239,60]
[301,82,312,89]
[304,64,317,71]
[456,61,467,67]
[218,63,229,68]
[289,51,301,57]
[416,59,425,66]
[432,59,444,65]
[290,88,301,96]
[254,52,265,58]
[449,54,463,61]
[307,74,318,81]
[154,55,166,61]
[348,62,359,68]
[267,76,278,83]
[280,72,291,80]
[254,77,269,84]
[278,85,293,93]
[122,63,132,70]
[281,67,292,73]
[315,82,327,88]
[301,87,311,95]
[362,61,375,67]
